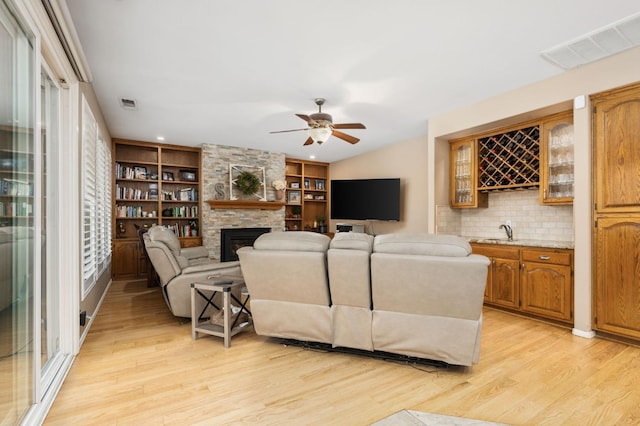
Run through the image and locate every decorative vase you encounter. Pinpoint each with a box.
[276,189,284,201]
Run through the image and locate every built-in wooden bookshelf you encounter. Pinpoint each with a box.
[112,139,202,279]
[284,158,329,232]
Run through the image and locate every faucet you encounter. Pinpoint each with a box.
[499,224,513,241]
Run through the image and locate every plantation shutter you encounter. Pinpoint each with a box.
[82,97,97,293]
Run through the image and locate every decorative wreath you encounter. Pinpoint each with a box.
[236,171,261,195]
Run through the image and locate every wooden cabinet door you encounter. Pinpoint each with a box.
[595,217,640,338]
[521,262,572,321]
[471,244,517,304]
[593,85,640,213]
[113,240,140,279]
[492,258,520,309]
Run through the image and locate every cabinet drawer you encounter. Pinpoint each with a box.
[471,244,519,260]
[522,249,571,265]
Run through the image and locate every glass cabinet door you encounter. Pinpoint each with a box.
[541,112,574,205]
[449,138,487,208]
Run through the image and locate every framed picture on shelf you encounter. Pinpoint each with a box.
[288,190,301,204]
[162,171,174,181]
[315,179,325,190]
[304,179,310,189]
[134,166,147,180]
[180,170,196,181]
[291,182,300,189]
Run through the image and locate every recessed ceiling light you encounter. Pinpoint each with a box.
[309,154,316,160]
[157,136,165,141]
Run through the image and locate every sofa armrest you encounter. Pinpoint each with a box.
[182,260,241,275]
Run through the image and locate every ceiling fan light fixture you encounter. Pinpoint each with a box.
[308,127,332,144]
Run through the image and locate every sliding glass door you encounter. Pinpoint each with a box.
[0,1,35,423]
[1,2,64,423]
[40,66,62,400]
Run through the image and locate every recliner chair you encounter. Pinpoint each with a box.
[143,225,242,318]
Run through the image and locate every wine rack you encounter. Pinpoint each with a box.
[478,125,540,190]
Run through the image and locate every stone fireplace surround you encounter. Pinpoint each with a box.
[201,144,286,261]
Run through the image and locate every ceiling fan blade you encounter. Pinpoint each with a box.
[296,114,317,125]
[269,128,309,134]
[303,137,314,146]
[332,123,366,129]
[332,129,360,144]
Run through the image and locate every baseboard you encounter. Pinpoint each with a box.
[572,328,596,338]
[79,278,113,347]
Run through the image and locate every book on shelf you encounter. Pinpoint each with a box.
[116,184,154,200]
[0,200,32,216]
[164,205,198,218]
[162,187,198,201]
[0,178,33,196]
[164,223,197,238]
[115,162,155,180]
[115,204,157,218]
[149,183,158,200]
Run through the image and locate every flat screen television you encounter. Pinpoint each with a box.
[331,178,400,221]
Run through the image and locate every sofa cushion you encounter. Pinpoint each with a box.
[330,232,374,252]
[148,226,182,257]
[373,233,471,257]
[253,231,330,252]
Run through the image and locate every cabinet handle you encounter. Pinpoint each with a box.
[538,255,551,260]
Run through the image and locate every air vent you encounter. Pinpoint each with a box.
[119,98,137,110]
[541,12,640,70]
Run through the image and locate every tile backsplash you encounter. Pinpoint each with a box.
[437,189,574,242]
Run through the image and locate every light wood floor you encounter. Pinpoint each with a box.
[45,279,640,425]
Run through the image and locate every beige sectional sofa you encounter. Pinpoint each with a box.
[144,226,242,318]
[237,231,490,366]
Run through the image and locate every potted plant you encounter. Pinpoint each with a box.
[189,220,198,237]
[272,179,286,201]
[316,216,327,233]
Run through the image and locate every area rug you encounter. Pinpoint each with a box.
[371,410,511,426]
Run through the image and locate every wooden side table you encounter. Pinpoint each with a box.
[190,276,252,347]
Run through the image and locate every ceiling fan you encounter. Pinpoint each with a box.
[271,98,366,145]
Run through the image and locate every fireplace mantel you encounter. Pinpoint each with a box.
[207,200,286,210]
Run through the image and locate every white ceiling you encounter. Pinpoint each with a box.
[63,0,640,163]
